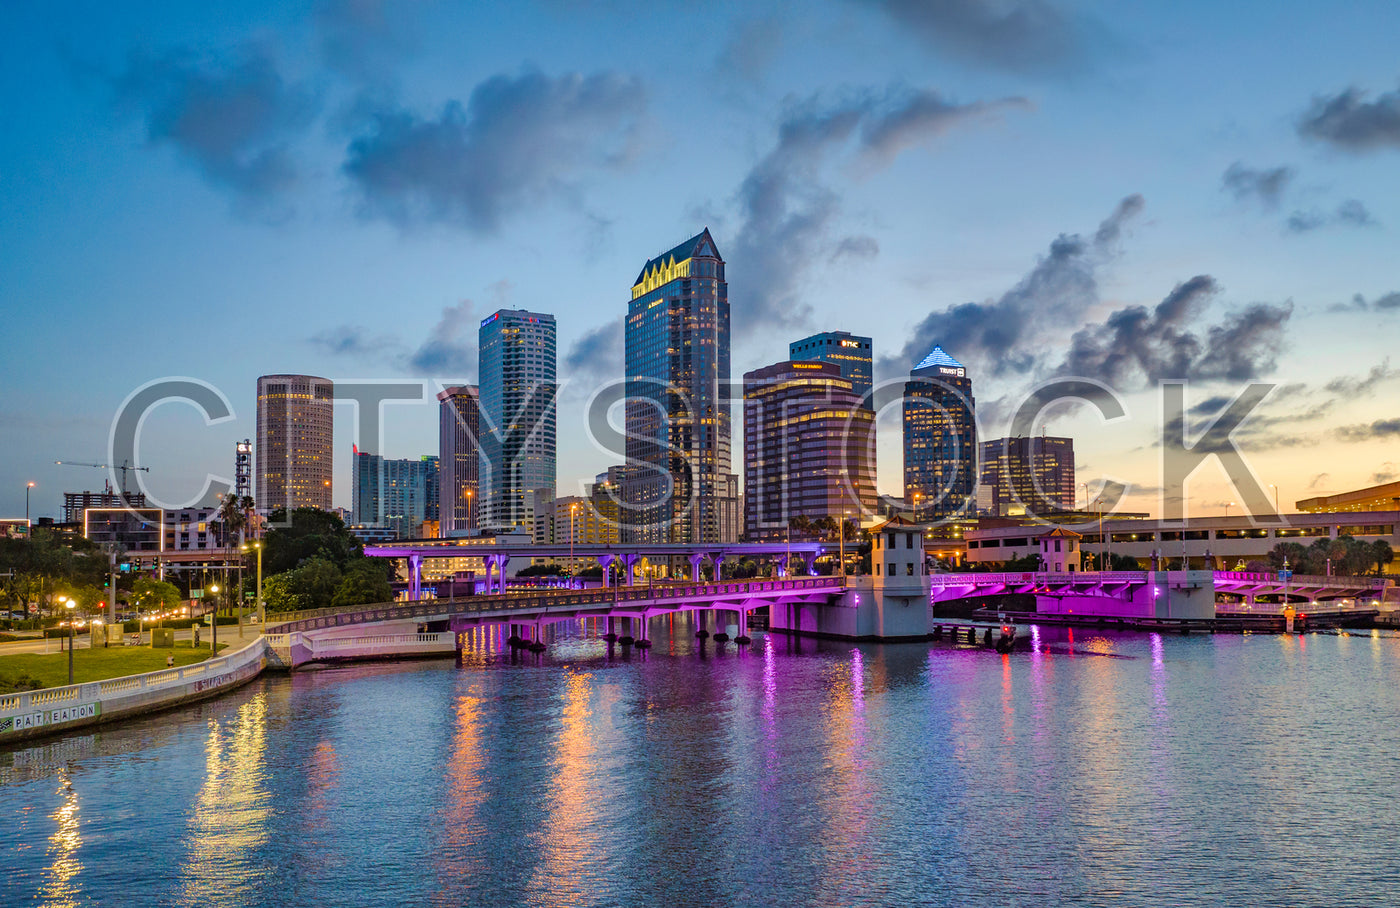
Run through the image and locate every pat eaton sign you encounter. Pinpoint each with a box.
[0,702,101,734]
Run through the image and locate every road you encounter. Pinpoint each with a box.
[0,624,260,656]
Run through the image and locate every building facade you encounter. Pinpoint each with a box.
[352,452,439,540]
[478,310,557,532]
[437,385,481,535]
[256,374,334,512]
[623,228,740,544]
[789,330,873,404]
[979,435,1076,516]
[164,506,218,551]
[1297,479,1400,514]
[903,345,976,523]
[743,360,877,541]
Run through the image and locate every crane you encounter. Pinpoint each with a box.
[55,459,151,496]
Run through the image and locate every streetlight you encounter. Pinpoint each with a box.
[25,481,35,523]
[240,541,263,630]
[1268,484,1280,515]
[570,502,578,577]
[209,583,219,653]
[1225,502,1235,518]
[60,596,74,684]
[465,488,474,530]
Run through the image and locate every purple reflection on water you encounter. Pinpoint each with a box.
[762,634,779,787]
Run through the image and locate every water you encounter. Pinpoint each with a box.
[4,622,1400,907]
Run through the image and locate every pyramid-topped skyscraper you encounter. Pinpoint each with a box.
[903,344,976,523]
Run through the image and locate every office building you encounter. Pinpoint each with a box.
[623,228,740,543]
[789,330,873,404]
[1297,479,1400,514]
[256,374,333,512]
[438,385,481,534]
[63,490,149,524]
[902,344,976,523]
[479,310,557,532]
[84,508,163,552]
[352,451,439,539]
[980,435,1076,516]
[164,506,218,551]
[743,360,877,541]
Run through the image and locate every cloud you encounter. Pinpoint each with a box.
[1323,359,1397,397]
[405,300,478,376]
[1221,162,1293,208]
[1373,463,1398,484]
[1287,199,1379,233]
[1329,290,1400,313]
[1334,418,1400,442]
[314,0,423,82]
[1058,277,1294,388]
[111,46,317,208]
[564,320,623,379]
[308,325,405,362]
[879,194,1142,378]
[833,235,880,259]
[732,85,1027,336]
[717,16,785,83]
[343,68,646,231]
[1298,84,1400,152]
[852,0,1096,75]
[1308,472,1331,490]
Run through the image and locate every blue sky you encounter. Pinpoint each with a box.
[3,0,1399,520]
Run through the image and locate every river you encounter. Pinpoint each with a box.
[4,620,1399,907]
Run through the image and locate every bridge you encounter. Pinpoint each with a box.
[264,575,845,667]
[364,540,831,598]
[928,569,1393,622]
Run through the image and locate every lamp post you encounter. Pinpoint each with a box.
[61,597,74,684]
[570,503,578,576]
[838,510,848,578]
[241,541,263,629]
[26,481,35,523]
[465,488,474,530]
[208,583,219,653]
[1268,484,1280,515]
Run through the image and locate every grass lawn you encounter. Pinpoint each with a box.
[0,642,228,692]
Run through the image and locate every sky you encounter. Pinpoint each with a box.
[3,0,1399,522]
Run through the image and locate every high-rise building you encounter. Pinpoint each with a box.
[437,385,481,535]
[352,451,439,539]
[256,374,333,512]
[743,360,877,541]
[623,228,740,543]
[979,436,1076,516]
[789,331,873,404]
[478,310,557,532]
[902,345,976,523]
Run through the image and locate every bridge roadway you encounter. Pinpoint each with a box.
[928,569,1392,606]
[265,576,846,639]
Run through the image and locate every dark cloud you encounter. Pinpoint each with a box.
[314,0,423,81]
[308,326,404,361]
[717,16,785,83]
[564,320,623,379]
[1287,199,1379,233]
[111,47,317,207]
[833,235,880,259]
[852,0,1095,75]
[878,194,1143,378]
[732,86,1027,336]
[1058,277,1293,388]
[344,69,646,231]
[1323,359,1397,397]
[406,300,478,376]
[1373,463,1398,484]
[1221,162,1293,208]
[1333,291,1400,313]
[1334,418,1400,442]
[1189,395,1233,416]
[1308,472,1331,490]
[1298,84,1400,152]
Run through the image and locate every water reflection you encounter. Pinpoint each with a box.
[38,766,82,908]
[178,692,271,907]
[529,668,603,904]
[433,686,486,902]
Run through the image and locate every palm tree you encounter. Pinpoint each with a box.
[788,514,812,539]
[216,493,247,549]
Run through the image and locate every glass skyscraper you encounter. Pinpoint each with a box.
[623,228,740,543]
[352,452,438,539]
[437,385,481,535]
[256,374,333,513]
[902,345,977,523]
[789,330,873,404]
[478,309,556,532]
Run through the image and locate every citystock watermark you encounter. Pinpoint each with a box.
[103,375,1286,533]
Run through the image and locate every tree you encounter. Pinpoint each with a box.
[788,515,812,539]
[1372,539,1395,576]
[333,559,394,608]
[286,556,343,610]
[262,508,364,575]
[215,493,248,549]
[132,577,182,619]
[261,574,309,613]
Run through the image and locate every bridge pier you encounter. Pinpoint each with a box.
[735,609,751,645]
[689,553,705,582]
[408,554,423,600]
[622,554,641,586]
[597,554,619,588]
[604,615,617,642]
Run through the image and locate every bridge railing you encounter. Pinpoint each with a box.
[1214,570,1391,588]
[266,576,844,633]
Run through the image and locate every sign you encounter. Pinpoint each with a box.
[938,366,966,378]
[205,615,213,625]
[1278,570,1293,581]
[0,702,101,734]
[839,339,861,348]
[190,589,204,599]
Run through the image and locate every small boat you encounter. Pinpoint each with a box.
[994,620,1017,653]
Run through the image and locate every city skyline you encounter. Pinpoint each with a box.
[4,2,1400,521]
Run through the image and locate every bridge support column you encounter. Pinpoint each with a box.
[409,554,423,600]
[482,558,495,595]
[597,554,618,588]
[712,553,726,580]
[803,552,817,576]
[495,555,511,593]
[736,609,750,645]
[623,554,640,586]
[689,554,705,582]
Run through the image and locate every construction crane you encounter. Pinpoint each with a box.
[55,460,151,495]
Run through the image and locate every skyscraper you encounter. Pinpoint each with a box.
[623,228,740,543]
[789,330,873,404]
[980,435,1076,516]
[256,374,333,512]
[478,310,557,532]
[902,346,976,523]
[743,360,877,541]
[437,385,481,534]
[352,451,439,539]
